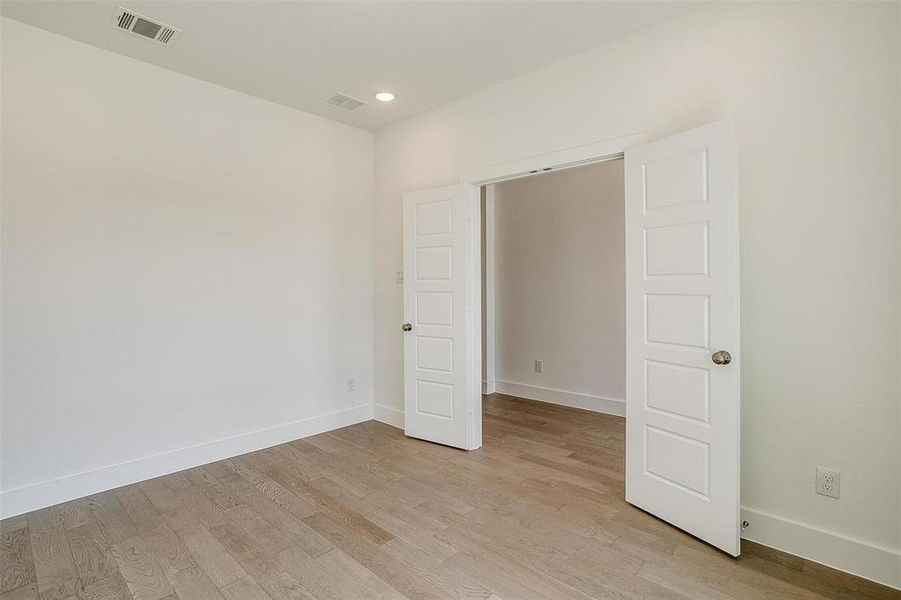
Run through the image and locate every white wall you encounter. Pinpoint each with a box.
[373,2,900,586]
[492,162,625,412]
[0,18,374,516]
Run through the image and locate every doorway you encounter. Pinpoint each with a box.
[402,122,741,555]
[481,160,626,419]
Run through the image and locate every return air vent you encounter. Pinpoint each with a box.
[111,7,181,46]
[322,93,368,112]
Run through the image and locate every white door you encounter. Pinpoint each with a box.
[625,121,741,555]
[403,184,482,450]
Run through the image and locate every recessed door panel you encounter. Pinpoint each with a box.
[415,199,453,236]
[644,150,708,212]
[646,222,709,276]
[646,426,710,497]
[416,336,454,372]
[645,294,709,349]
[416,291,453,326]
[415,246,453,280]
[646,360,709,423]
[416,380,454,418]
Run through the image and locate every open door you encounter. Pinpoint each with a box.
[403,184,482,450]
[625,121,741,555]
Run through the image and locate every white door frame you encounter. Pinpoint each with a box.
[481,185,497,395]
[460,132,646,403]
[459,132,646,186]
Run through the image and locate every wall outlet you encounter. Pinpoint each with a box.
[816,466,840,499]
[345,376,356,392]
[395,270,404,284]
[534,360,543,373]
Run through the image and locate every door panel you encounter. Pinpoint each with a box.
[645,360,710,423]
[403,184,481,450]
[625,121,741,555]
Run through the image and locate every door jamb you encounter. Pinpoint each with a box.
[481,185,496,396]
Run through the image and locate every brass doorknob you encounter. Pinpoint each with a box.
[711,350,732,365]
[402,323,413,332]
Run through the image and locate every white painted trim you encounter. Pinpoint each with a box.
[495,380,625,417]
[482,185,496,392]
[373,403,404,429]
[481,380,496,395]
[741,507,901,590]
[459,132,646,185]
[466,183,484,450]
[0,403,374,519]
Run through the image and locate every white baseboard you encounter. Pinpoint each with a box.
[741,506,900,590]
[373,403,404,429]
[495,380,626,417]
[481,379,496,394]
[0,402,374,520]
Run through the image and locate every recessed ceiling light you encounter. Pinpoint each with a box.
[374,91,396,102]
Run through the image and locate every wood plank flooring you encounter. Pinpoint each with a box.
[2,394,897,599]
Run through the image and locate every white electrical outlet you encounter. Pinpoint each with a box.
[534,360,543,373]
[816,466,840,499]
[395,270,404,284]
[345,377,356,392]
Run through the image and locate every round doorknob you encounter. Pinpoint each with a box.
[402,323,413,332]
[711,350,732,365]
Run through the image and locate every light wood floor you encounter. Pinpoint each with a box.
[2,394,897,600]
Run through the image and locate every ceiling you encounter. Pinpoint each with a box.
[1,1,703,131]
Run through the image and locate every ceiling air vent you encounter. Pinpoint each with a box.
[111,7,181,46]
[322,93,368,112]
